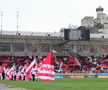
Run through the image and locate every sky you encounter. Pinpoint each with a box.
[0,0,108,32]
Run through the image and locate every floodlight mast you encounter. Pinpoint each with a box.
[1,11,3,35]
[16,11,19,34]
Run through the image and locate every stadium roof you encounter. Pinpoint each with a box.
[1,30,63,37]
[1,30,108,39]
[90,33,108,39]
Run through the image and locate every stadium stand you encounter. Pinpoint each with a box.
[0,54,108,74]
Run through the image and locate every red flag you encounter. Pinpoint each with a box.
[25,59,36,81]
[21,62,29,73]
[6,65,15,80]
[37,51,54,82]
[19,62,29,80]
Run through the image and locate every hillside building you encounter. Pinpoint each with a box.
[81,6,108,34]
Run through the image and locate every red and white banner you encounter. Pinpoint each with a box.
[6,65,15,80]
[37,51,55,82]
[25,58,36,81]
[21,62,29,73]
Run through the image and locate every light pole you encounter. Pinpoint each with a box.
[1,11,3,35]
[16,11,19,34]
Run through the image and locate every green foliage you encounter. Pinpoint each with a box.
[95,23,103,29]
[0,78,108,90]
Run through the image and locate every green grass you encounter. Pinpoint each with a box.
[0,78,108,90]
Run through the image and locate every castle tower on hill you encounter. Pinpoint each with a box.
[81,6,108,34]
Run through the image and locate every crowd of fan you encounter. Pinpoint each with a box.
[0,54,108,75]
[54,55,108,74]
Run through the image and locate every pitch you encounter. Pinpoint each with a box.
[0,78,108,90]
